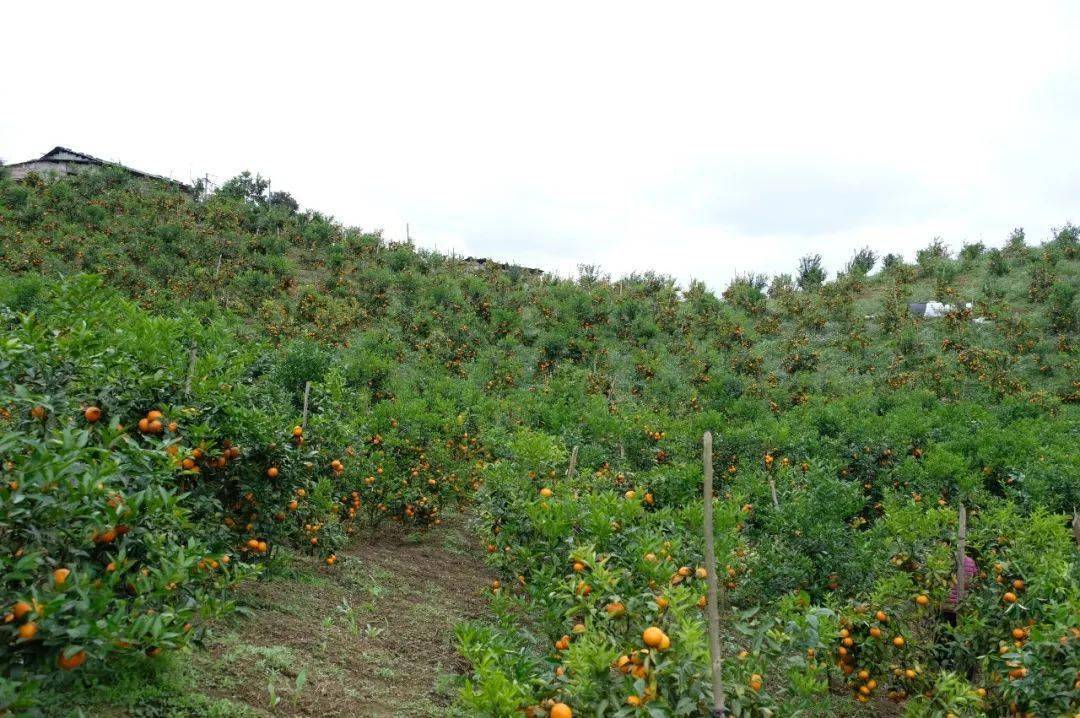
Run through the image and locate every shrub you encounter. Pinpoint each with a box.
[987,248,1010,276]
[1047,282,1077,333]
[845,247,877,276]
[959,241,985,263]
[723,274,767,315]
[916,238,950,278]
[1048,223,1078,259]
[933,262,961,301]
[272,338,334,409]
[0,279,265,703]
[796,254,826,291]
[1027,263,1057,303]
[1004,227,1029,260]
[767,273,795,299]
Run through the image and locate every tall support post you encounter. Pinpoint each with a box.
[184,346,198,397]
[301,381,312,430]
[702,431,726,716]
[956,504,968,603]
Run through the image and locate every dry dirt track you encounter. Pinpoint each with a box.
[193,512,492,717]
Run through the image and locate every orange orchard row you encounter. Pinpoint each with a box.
[10,406,471,673]
[30,406,457,609]
[76,405,442,555]
[483,481,1058,714]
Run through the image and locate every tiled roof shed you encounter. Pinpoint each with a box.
[4,146,193,193]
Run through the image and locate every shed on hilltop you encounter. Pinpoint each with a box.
[5,146,192,193]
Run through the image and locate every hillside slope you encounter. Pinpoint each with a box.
[0,167,1077,717]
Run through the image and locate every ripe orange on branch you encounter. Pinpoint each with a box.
[642,626,665,648]
[57,649,87,671]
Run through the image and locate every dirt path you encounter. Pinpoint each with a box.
[191,512,492,717]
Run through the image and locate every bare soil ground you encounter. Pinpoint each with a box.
[187,512,492,717]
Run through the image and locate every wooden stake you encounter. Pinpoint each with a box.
[183,346,198,396]
[955,504,968,604]
[702,431,726,716]
[566,446,578,481]
[768,478,780,508]
[212,254,223,302]
[301,381,312,430]
[1072,510,1079,550]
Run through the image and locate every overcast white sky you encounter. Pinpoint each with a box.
[4,1,1078,289]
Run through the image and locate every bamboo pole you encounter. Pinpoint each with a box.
[702,431,726,716]
[183,346,198,396]
[212,254,223,302]
[301,381,312,430]
[956,504,968,603]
